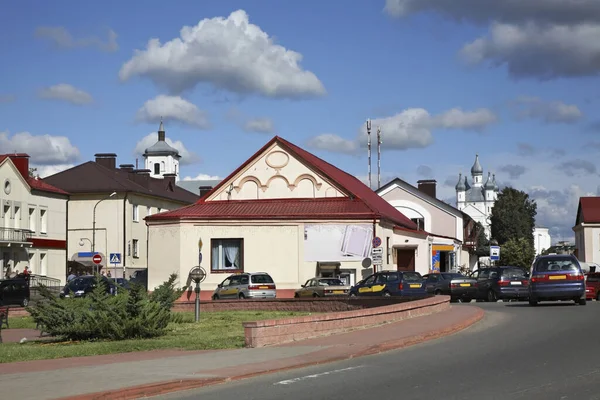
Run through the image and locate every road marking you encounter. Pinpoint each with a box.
[274,366,364,385]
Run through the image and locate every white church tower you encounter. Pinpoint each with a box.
[143,119,181,182]
[456,154,499,239]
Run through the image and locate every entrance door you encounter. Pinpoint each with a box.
[397,249,415,271]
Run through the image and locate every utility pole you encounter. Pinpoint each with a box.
[367,119,372,189]
[377,126,382,189]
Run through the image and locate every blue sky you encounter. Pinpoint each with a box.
[1,0,599,242]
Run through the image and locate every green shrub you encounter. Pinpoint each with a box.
[27,274,180,341]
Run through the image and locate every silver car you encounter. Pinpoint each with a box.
[212,272,276,300]
[294,277,351,298]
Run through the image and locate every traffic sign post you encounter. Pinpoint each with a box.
[92,254,103,275]
[490,246,500,262]
[371,247,383,269]
[110,253,121,279]
[372,236,382,248]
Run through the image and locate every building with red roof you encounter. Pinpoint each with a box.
[574,197,600,262]
[0,154,69,282]
[146,136,431,298]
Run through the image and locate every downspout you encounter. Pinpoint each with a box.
[65,196,69,282]
[372,218,377,273]
[123,192,128,278]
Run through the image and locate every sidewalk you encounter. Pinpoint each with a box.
[0,305,484,400]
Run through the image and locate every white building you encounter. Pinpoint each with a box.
[455,155,498,238]
[534,227,551,255]
[144,120,181,182]
[0,154,68,283]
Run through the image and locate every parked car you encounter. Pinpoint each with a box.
[349,270,427,298]
[294,277,351,298]
[212,272,276,300]
[423,273,477,303]
[528,254,586,306]
[585,272,600,300]
[469,266,529,302]
[0,278,30,306]
[129,269,148,289]
[60,275,116,298]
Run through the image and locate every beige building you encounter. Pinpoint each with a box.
[146,136,431,298]
[573,197,600,263]
[377,178,480,272]
[44,153,198,278]
[0,154,69,282]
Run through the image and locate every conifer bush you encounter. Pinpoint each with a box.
[27,274,183,341]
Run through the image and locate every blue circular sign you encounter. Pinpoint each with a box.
[372,236,382,248]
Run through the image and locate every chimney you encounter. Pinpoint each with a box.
[119,163,134,172]
[199,186,213,197]
[164,173,176,187]
[8,154,30,179]
[130,169,151,188]
[417,179,437,199]
[95,153,117,169]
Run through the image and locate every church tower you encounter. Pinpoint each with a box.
[143,119,181,182]
[471,154,483,186]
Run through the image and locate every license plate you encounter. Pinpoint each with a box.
[459,283,470,287]
[333,290,344,294]
[409,284,421,288]
[259,286,269,289]
[510,281,522,285]
[549,275,566,280]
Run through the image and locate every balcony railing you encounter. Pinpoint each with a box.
[0,227,32,243]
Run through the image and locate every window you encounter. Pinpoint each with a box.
[132,205,139,222]
[132,239,139,258]
[28,207,36,232]
[154,163,160,175]
[211,239,244,272]
[14,206,20,229]
[147,206,152,217]
[386,237,390,264]
[411,218,425,230]
[401,272,423,282]
[40,209,47,234]
[40,252,47,276]
[158,208,162,213]
[3,205,10,227]
[28,252,35,274]
[362,275,376,285]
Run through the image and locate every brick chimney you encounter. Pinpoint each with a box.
[199,186,213,197]
[95,153,117,169]
[130,169,151,188]
[119,164,134,172]
[417,179,437,199]
[8,154,30,179]
[164,173,176,187]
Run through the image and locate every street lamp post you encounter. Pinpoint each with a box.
[188,266,206,322]
[92,192,116,273]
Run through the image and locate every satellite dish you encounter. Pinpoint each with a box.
[361,258,372,269]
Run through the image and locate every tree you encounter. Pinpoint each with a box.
[474,222,490,257]
[499,237,536,269]
[490,187,537,245]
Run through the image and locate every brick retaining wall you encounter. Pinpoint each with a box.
[243,295,450,348]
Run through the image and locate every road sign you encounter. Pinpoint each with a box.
[110,253,121,264]
[371,247,383,255]
[92,254,103,264]
[372,236,382,248]
[490,246,500,261]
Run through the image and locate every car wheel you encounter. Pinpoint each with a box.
[294,293,299,298]
[212,294,219,301]
[349,293,357,298]
[434,290,442,296]
[529,299,538,306]
[487,290,498,302]
[596,292,600,301]
[312,293,319,298]
[382,291,391,297]
[579,298,587,306]
[238,293,245,299]
[22,298,29,307]
[460,298,472,303]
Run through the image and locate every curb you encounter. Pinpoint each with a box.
[60,307,485,400]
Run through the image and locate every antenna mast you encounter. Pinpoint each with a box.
[367,119,372,189]
[377,126,382,189]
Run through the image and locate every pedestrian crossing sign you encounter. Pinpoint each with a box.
[109,253,122,264]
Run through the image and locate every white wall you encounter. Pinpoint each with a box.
[145,154,180,182]
[534,228,552,255]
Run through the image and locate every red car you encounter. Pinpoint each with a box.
[585,273,600,300]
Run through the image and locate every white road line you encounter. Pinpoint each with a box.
[273,366,364,385]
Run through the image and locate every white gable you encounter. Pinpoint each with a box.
[207,143,347,201]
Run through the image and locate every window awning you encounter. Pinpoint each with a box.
[70,252,106,265]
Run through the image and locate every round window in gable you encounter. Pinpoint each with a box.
[3,179,11,195]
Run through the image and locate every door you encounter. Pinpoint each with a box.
[217,277,233,298]
[397,249,416,271]
[356,274,377,296]
[301,279,316,297]
[474,269,491,298]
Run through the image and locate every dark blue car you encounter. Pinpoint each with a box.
[349,271,427,297]
[528,254,586,306]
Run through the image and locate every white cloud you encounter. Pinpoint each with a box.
[38,84,93,105]
[307,107,496,154]
[0,94,16,103]
[35,26,118,52]
[119,10,325,98]
[183,173,221,181]
[134,132,200,166]
[135,95,210,129]
[0,131,80,165]
[243,118,275,134]
[33,164,75,178]
[513,96,583,123]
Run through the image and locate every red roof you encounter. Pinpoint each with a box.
[150,137,418,230]
[0,155,69,195]
[577,197,600,224]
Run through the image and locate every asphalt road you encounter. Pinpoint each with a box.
[156,302,600,400]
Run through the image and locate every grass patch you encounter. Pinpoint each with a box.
[0,311,310,364]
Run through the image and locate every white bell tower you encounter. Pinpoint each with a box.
[143,119,181,181]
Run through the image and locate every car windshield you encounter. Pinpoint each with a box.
[535,258,579,273]
[402,272,423,282]
[251,274,274,284]
[318,279,344,286]
[442,273,465,279]
[502,268,527,278]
